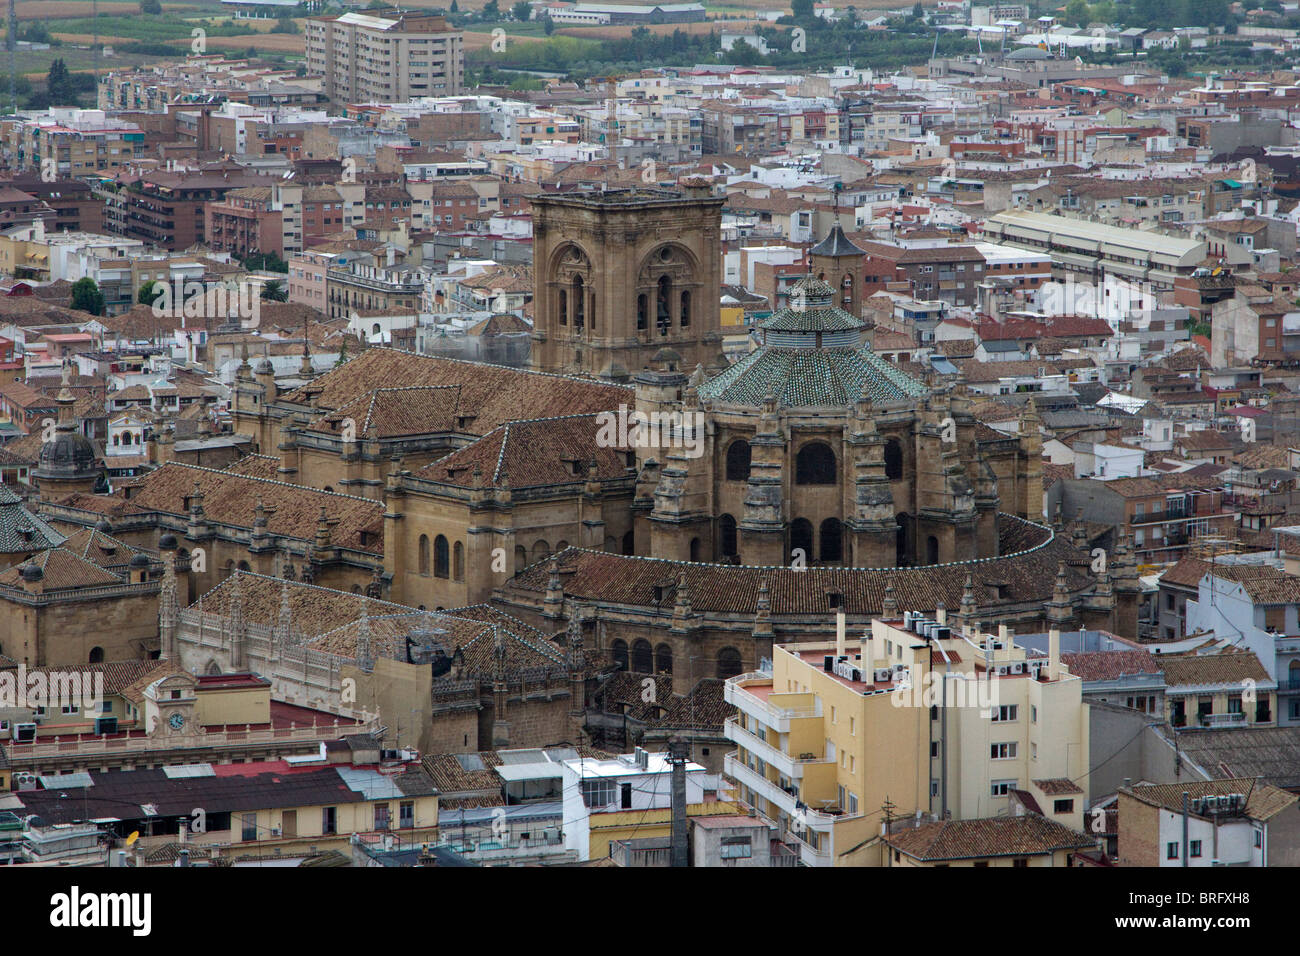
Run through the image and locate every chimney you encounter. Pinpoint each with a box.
[861,626,872,669]
[1048,628,1061,681]
[935,605,947,625]
[668,736,689,868]
[835,607,846,660]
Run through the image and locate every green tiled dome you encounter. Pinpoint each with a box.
[698,344,929,408]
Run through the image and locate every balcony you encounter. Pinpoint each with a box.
[724,676,820,733]
[724,717,830,780]
[1200,711,1247,728]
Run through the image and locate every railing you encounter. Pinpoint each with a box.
[11,714,381,758]
[724,718,828,780]
[1200,711,1247,728]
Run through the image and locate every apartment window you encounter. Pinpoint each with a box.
[991,742,1017,760]
[1228,695,1243,714]
[1255,828,1264,848]
[242,813,257,841]
[1190,840,1202,858]
[61,703,78,715]
[849,716,855,735]
[831,705,836,724]
[847,792,859,814]
[1031,706,1037,723]
[990,779,1016,797]
[581,779,617,808]
[1053,799,1074,814]
[931,780,940,797]
[720,836,753,859]
[991,705,1018,722]
[1167,842,1179,860]
[399,801,414,829]
[374,804,391,831]
[931,742,939,758]
[1031,742,1037,760]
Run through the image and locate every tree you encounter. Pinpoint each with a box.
[911,1,922,18]
[543,14,553,33]
[450,0,458,10]
[482,0,500,20]
[511,1,531,20]
[46,59,75,106]
[1064,0,1091,26]
[260,280,288,302]
[271,16,300,33]
[792,0,815,19]
[140,0,161,12]
[137,280,165,307]
[71,278,105,316]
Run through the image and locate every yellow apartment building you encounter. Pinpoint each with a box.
[724,611,1090,865]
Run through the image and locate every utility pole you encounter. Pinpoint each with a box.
[668,735,688,868]
[1182,791,1189,868]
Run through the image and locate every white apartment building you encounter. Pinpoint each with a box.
[305,12,464,103]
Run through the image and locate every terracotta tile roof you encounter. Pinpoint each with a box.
[59,526,149,571]
[222,454,280,480]
[307,386,462,441]
[1122,778,1296,821]
[1032,777,1083,796]
[415,414,631,489]
[1060,650,1163,682]
[278,348,629,437]
[127,462,384,554]
[0,547,125,589]
[1212,565,1300,604]
[1159,649,1271,689]
[1159,557,1213,589]
[886,815,1096,861]
[649,678,733,733]
[18,659,162,694]
[503,516,1085,617]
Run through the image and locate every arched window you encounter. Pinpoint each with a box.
[632,639,653,673]
[237,560,251,572]
[719,514,738,559]
[572,275,585,329]
[791,518,814,563]
[418,535,430,576]
[89,646,104,663]
[558,288,567,326]
[795,442,836,485]
[717,647,742,680]
[637,293,648,331]
[657,275,671,335]
[725,440,751,482]
[453,541,464,581]
[926,535,940,565]
[372,322,382,338]
[680,290,691,328]
[555,540,569,553]
[884,438,904,480]
[532,540,551,563]
[820,518,843,564]
[612,639,629,672]
[690,537,702,562]
[655,643,673,673]
[434,535,450,578]
[622,529,635,555]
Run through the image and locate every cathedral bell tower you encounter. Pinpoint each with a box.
[530,185,726,381]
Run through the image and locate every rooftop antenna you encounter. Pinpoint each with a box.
[6,0,14,115]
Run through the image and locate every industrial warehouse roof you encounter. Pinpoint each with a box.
[985,210,1206,261]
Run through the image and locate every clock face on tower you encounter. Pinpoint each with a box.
[168,712,185,730]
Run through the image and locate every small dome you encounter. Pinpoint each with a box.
[254,357,274,375]
[95,518,113,533]
[34,423,98,482]
[651,347,682,371]
[21,564,43,583]
[129,553,152,569]
[159,534,179,551]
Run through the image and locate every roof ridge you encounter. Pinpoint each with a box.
[158,460,379,505]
